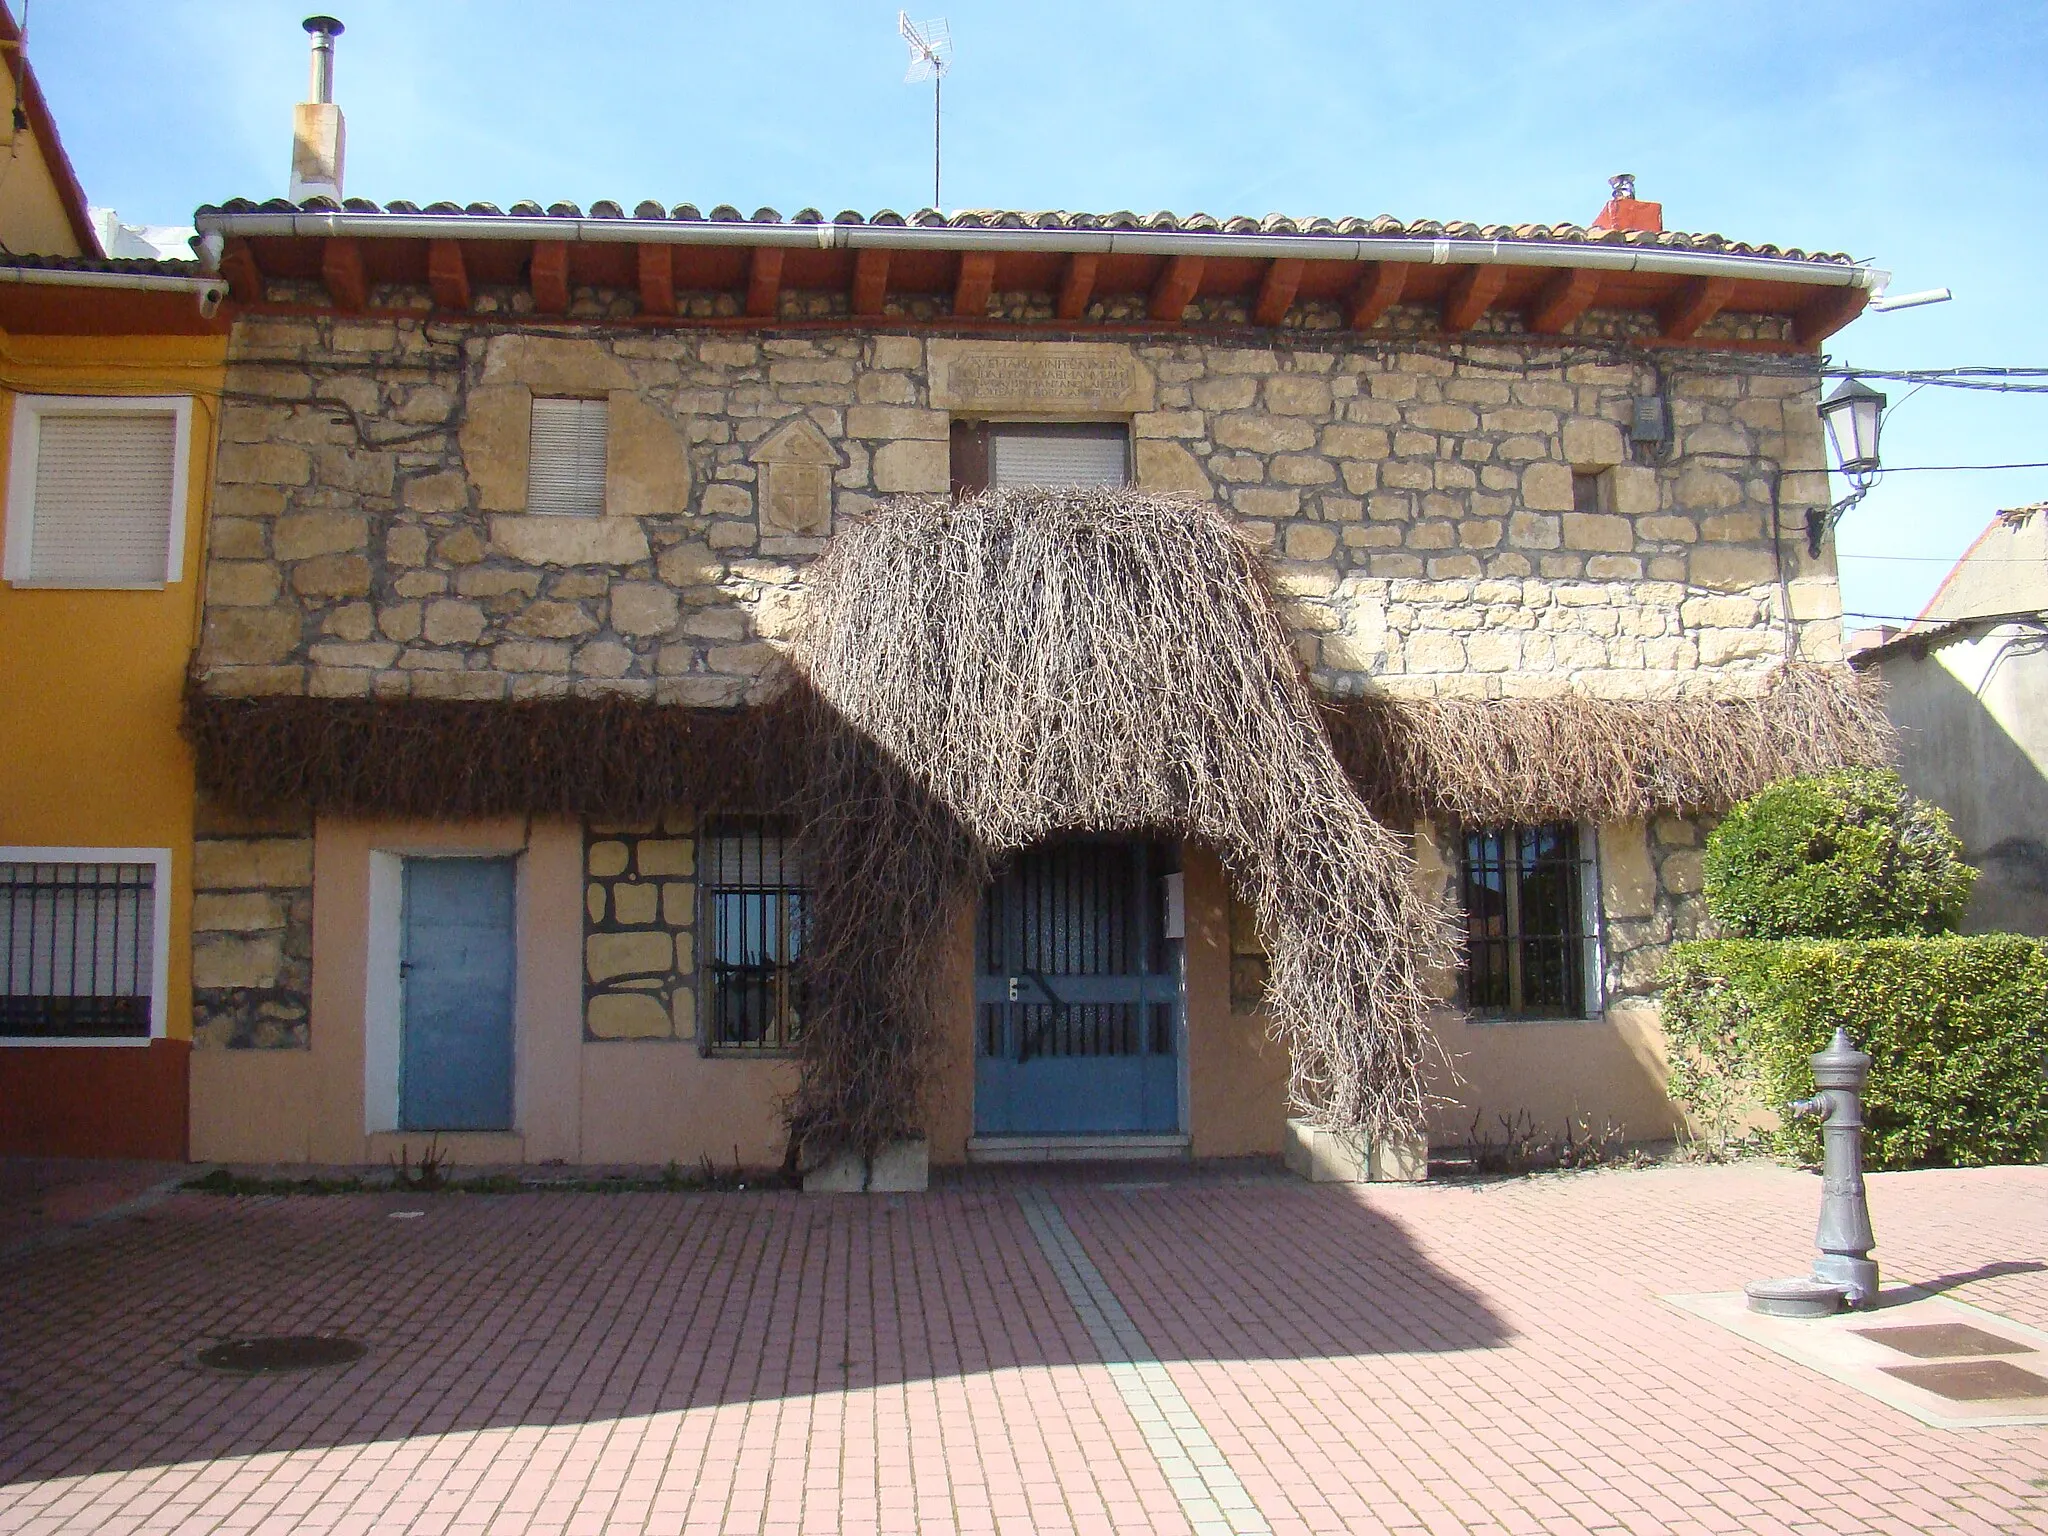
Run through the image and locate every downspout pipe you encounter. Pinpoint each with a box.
[192,210,1889,294]
[0,265,228,316]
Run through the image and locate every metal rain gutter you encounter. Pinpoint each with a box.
[0,265,228,315]
[193,210,1888,293]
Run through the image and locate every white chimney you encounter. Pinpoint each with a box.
[289,16,346,203]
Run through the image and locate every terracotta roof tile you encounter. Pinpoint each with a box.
[192,199,1858,265]
[0,251,201,277]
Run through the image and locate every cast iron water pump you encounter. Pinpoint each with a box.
[1745,1027,1881,1315]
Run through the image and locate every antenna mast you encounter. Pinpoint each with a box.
[898,12,952,211]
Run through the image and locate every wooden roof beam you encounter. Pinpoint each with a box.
[321,237,366,311]
[427,239,470,312]
[1055,253,1098,320]
[852,248,890,316]
[1443,264,1508,332]
[746,246,785,319]
[220,238,262,304]
[1252,257,1304,327]
[1659,276,1736,340]
[530,240,569,314]
[1347,261,1409,329]
[1526,267,1600,336]
[1796,285,1868,346]
[953,250,996,318]
[1149,255,1205,323]
[637,244,674,318]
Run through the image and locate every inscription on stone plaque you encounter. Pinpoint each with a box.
[748,417,843,537]
[929,340,1153,414]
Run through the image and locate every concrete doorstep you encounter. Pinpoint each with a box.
[801,1138,930,1193]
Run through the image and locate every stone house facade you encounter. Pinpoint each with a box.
[181,198,1879,1175]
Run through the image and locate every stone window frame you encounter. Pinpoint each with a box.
[698,815,807,1058]
[0,845,172,1046]
[3,392,193,589]
[1453,821,1606,1023]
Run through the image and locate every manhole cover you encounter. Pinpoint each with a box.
[1855,1322,2036,1360]
[1880,1359,2048,1402]
[196,1336,367,1374]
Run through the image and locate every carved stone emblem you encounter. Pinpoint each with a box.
[749,417,844,537]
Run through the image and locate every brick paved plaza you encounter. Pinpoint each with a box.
[1,1161,2044,1535]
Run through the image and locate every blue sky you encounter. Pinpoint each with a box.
[29,0,2048,625]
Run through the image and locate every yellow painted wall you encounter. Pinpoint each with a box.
[0,65,86,257]
[0,330,227,1046]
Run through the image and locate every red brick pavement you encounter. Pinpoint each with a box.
[0,1162,2043,1534]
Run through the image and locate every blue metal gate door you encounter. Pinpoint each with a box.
[400,857,517,1132]
[973,839,1180,1136]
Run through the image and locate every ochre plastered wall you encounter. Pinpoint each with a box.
[0,331,224,1157]
[0,333,226,1047]
[0,67,86,257]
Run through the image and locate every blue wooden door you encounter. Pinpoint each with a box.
[401,857,517,1132]
[974,839,1180,1136]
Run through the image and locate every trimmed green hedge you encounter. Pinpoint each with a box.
[1702,768,1975,940]
[1662,936,2048,1169]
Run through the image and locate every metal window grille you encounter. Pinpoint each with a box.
[0,862,155,1038]
[1459,824,1597,1019]
[28,412,179,584]
[527,397,608,515]
[703,818,805,1052]
[988,423,1130,488]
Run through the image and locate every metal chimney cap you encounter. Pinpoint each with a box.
[303,16,344,37]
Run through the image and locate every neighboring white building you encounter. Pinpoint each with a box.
[1851,504,2048,934]
[89,207,195,262]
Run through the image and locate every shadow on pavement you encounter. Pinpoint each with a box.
[0,1161,1503,1484]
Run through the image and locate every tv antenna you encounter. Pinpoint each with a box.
[898,12,952,211]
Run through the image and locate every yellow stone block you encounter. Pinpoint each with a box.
[587,840,628,877]
[612,881,659,925]
[587,930,674,982]
[637,839,695,877]
[586,991,674,1040]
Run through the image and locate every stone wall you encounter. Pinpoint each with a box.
[194,319,1844,707]
[190,806,314,1048]
[583,820,697,1041]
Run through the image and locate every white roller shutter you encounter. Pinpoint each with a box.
[990,424,1129,488]
[528,397,609,515]
[27,413,178,585]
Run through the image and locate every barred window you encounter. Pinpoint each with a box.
[1,859,161,1039]
[1460,824,1599,1019]
[702,818,805,1053]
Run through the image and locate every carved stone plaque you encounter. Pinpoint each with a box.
[749,417,843,537]
[928,340,1154,414]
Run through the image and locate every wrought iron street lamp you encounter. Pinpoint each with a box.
[1808,377,1888,556]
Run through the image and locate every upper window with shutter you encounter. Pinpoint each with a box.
[952,421,1131,495]
[3,395,191,588]
[989,423,1129,488]
[528,397,609,515]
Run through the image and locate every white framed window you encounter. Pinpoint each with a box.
[989,422,1129,488]
[528,396,609,515]
[0,848,171,1046]
[3,394,192,588]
